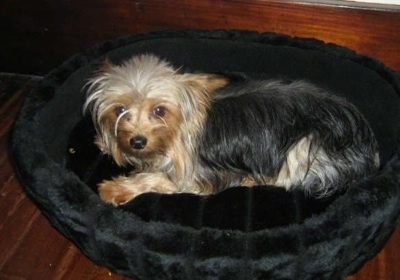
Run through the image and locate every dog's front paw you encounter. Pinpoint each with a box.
[98,180,138,206]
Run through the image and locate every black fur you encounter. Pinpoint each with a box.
[199,79,379,195]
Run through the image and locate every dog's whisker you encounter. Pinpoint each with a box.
[154,115,169,128]
[114,110,131,137]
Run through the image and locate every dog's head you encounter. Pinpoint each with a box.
[83,54,227,167]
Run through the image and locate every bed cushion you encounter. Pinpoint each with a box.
[11,30,400,279]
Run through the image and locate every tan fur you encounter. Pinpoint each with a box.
[99,172,179,205]
[274,135,314,188]
[84,54,228,205]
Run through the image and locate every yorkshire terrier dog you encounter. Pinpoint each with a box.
[84,54,379,206]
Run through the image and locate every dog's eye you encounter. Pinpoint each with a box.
[115,106,126,116]
[153,106,166,117]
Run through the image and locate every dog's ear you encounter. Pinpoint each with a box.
[184,73,229,93]
[178,73,228,112]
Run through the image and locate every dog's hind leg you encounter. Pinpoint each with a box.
[274,135,315,189]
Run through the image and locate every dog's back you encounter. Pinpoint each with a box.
[199,79,379,197]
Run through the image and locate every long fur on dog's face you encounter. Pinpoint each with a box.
[84,55,227,175]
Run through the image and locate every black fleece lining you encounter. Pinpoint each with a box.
[11,30,400,280]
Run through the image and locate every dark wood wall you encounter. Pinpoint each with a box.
[1,0,400,75]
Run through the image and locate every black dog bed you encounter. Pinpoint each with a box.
[11,30,400,279]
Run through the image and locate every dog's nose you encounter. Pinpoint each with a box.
[130,136,147,150]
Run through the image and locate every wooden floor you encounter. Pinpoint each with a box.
[1,73,400,279]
